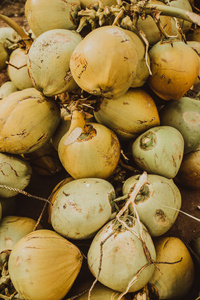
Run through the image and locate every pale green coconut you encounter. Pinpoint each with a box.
[7,47,33,90]
[76,282,126,299]
[123,173,181,236]
[88,216,156,293]
[27,29,83,97]
[0,81,18,99]
[160,96,200,153]
[132,126,184,178]
[0,43,9,70]
[0,152,32,198]
[0,216,41,252]
[50,178,116,239]
[0,27,19,71]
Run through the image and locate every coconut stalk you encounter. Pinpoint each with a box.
[62,103,87,146]
[76,0,200,32]
[0,14,32,50]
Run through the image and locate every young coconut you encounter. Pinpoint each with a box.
[76,282,127,299]
[136,0,176,46]
[0,152,32,198]
[7,47,34,90]
[148,38,199,100]
[187,40,200,87]
[0,81,18,99]
[0,42,9,71]
[23,140,63,176]
[0,216,41,253]
[0,88,60,154]
[149,236,195,299]
[132,125,184,179]
[50,178,116,239]
[122,173,182,236]
[27,29,83,97]
[124,29,151,88]
[25,0,81,37]
[58,106,121,179]
[69,25,139,99]
[94,88,160,141]
[48,176,74,221]
[0,15,82,97]
[159,96,200,153]
[8,229,83,300]
[165,0,193,33]
[0,27,19,50]
[187,27,200,42]
[175,144,200,189]
[0,14,33,50]
[0,27,19,71]
[87,215,156,293]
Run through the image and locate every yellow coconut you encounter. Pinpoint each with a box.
[8,229,83,300]
[25,0,81,37]
[70,25,139,99]
[0,88,60,154]
[148,38,199,100]
[149,236,195,299]
[94,88,160,140]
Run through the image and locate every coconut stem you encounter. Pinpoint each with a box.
[145,3,200,25]
[76,1,200,32]
[113,194,129,202]
[63,105,86,146]
[116,171,148,218]
[0,14,33,50]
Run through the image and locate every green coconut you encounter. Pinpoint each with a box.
[160,96,200,153]
[132,126,184,178]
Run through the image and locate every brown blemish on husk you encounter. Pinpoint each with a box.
[153,209,169,226]
[73,53,88,79]
[69,200,82,213]
[0,162,19,177]
[10,129,28,138]
[95,133,120,168]
[163,238,170,249]
[63,192,70,197]
[15,256,22,267]
[99,205,103,213]
[37,134,46,142]
[172,154,177,168]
